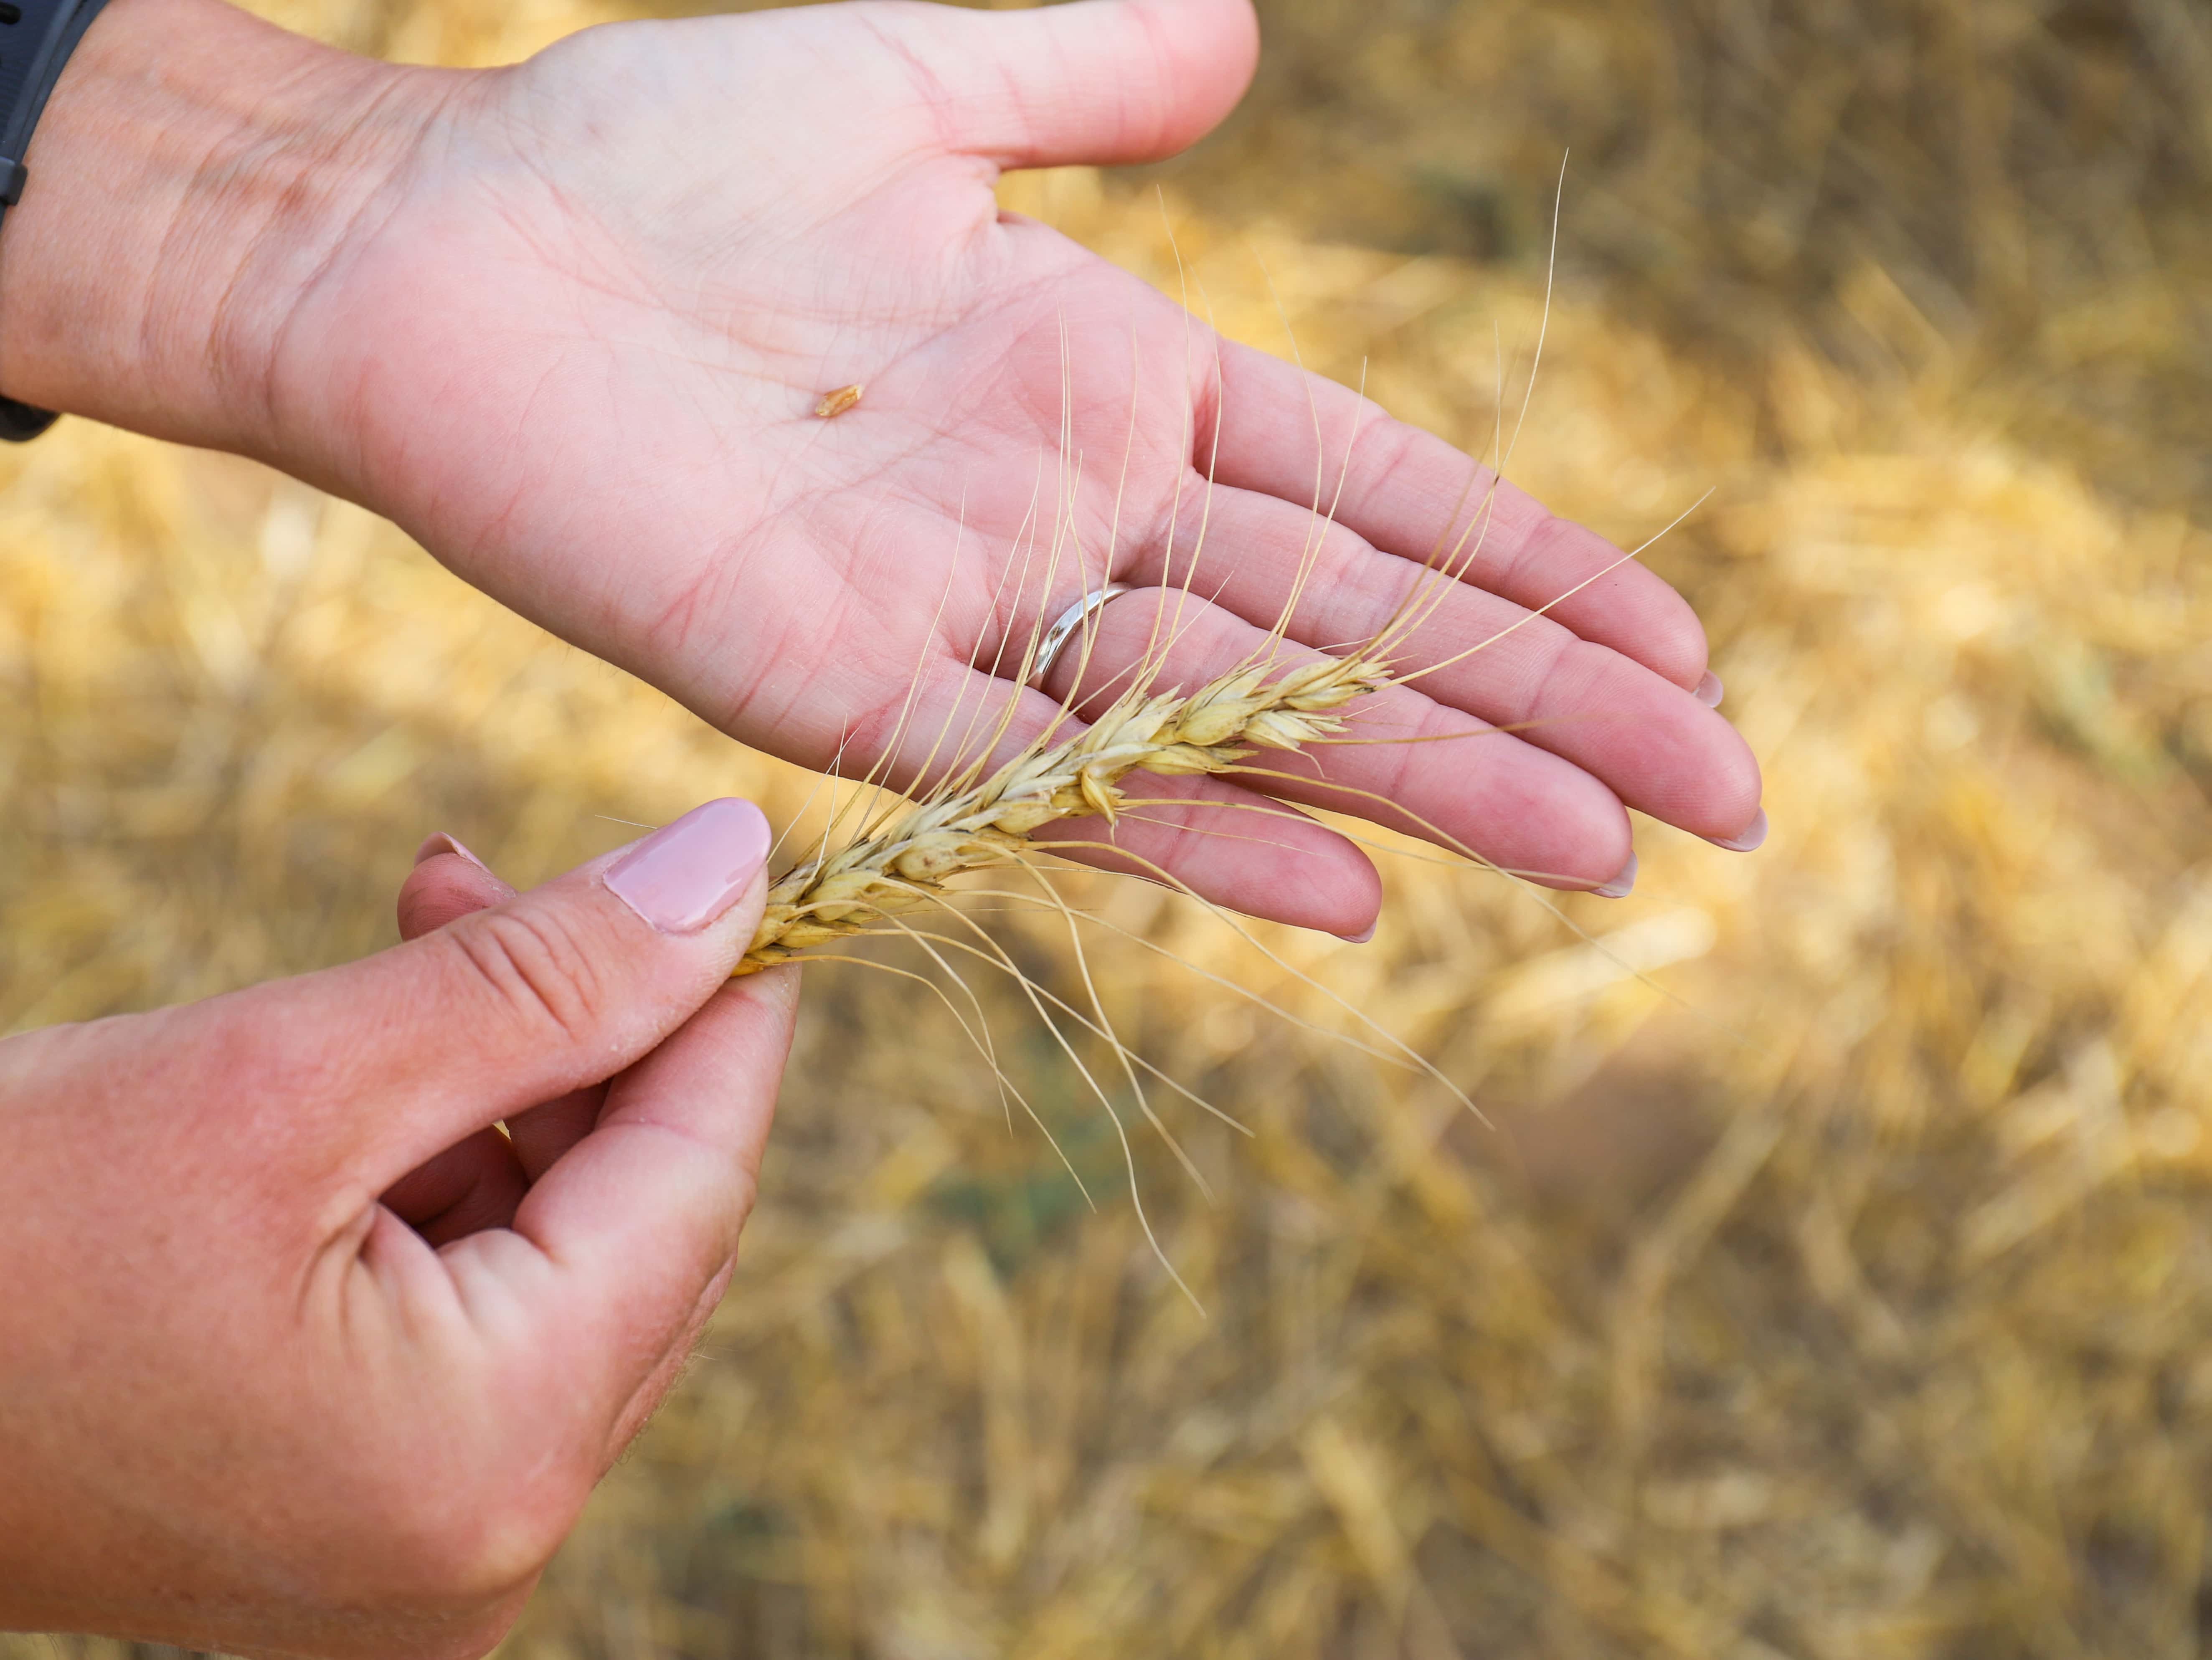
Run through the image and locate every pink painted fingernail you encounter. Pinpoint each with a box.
[414,831,487,870]
[1694,671,1724,707]
[605,798,772,934]
[1711,808,1768,853]
[1592,852,1638,899]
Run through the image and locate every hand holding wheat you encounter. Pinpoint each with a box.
[0,807,799,1652]
[2,0,1760,942]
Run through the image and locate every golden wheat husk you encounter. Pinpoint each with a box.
[733,651,1394,974]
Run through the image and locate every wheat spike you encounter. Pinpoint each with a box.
[732,648,1394,975]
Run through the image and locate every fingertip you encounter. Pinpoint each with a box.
[941,0,1261,167]
[414,830,488,869]
[603,798,773,938]
[1591,850,1638,899]
[1059,0,1260,160]
[1628,581,1713,693]
[1256,840,1379,940]
[398,841,516,942]
[1319,850,1385,942]
[1708,806,1768,853]
[1154,0,1262,132]
[1319,847,1385,941]
[1674,722,1766,844]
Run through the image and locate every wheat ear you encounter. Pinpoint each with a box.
[731,649,1394,975]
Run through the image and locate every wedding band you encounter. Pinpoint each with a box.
[1026,582,1131,689]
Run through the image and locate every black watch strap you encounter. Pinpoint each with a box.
[0,0,111,441]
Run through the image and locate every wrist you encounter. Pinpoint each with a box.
[0,0,462,455]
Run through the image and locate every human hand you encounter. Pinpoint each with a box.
[0,802,799,1657]
[1,0,1762,938]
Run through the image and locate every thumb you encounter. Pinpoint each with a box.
[231,798,774,1189]
[884,0,1259,170]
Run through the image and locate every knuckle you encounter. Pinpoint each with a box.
[1506,502,1569,588]
[389,1499,571,1609]
[1522,631,1588,724]
[338,1444,589,1615]
[444,906,609,1047]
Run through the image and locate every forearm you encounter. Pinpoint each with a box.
[0,0,452,454]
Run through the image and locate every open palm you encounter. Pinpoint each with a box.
[272,0,1761,935]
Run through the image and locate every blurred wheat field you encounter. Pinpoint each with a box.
[8,0,2212,1656]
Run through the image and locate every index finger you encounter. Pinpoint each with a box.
[492,966,802,1456]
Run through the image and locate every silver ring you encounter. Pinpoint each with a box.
[1026,582,1131,689]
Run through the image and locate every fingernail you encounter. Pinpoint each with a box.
[1694,670,1724,708]
[414,831,487,870]
[1711,807,1768,853]
[1592,852,1638,898]
[1339,921,1377,945]
[605,798,773,934]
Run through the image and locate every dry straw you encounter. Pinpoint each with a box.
[16,0,2212,1650]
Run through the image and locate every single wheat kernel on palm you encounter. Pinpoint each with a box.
[731,649,1393,976]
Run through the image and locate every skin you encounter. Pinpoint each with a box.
[0,0,1761,936]
[0,0,1764,1649]
[0,834,799,1655]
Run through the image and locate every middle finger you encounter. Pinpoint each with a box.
[1124,483,1763,843]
